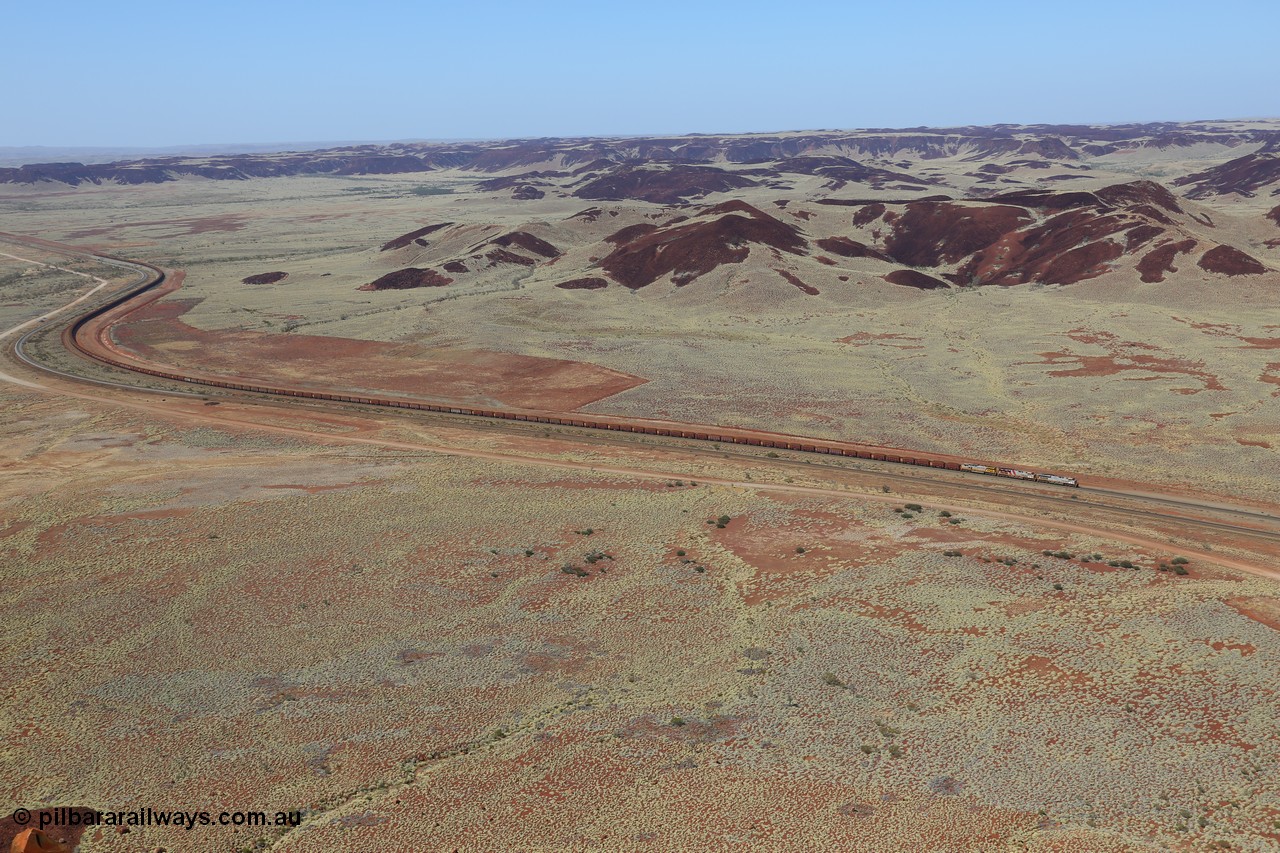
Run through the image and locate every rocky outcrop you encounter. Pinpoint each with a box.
[599,201,807,288]
[358,268,453,290]
[241,271,288,285]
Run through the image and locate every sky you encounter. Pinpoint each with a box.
[4,0,1278,148]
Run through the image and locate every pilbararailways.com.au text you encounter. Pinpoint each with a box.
[19,806,303,832]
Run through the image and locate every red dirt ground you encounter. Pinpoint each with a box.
[1226,596,1280,632]
[1028,350,1227,392]
[110,300,647,410]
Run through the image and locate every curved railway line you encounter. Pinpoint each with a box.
[3,232,1279,560]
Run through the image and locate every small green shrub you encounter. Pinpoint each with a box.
[795,547,806,554]
[821,672,845,687]
[904,503,923,512]
[676,549,686,556]
[1172,556,1190,565]
[671,717,685,727]
[939,510,952,517]
[1053,583,1064,591]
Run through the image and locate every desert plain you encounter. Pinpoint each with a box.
[2,122,1280,851]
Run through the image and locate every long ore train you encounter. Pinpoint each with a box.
[61,258,1082,489]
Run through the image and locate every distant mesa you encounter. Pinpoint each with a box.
[599,200,807,289]
[512,184,545,200]
[475,170,568,192]
[1174,140,1280,198]
[768,155,930,188]
[1197,245,1269,276]
[4,123,1279,188]
[885,269,949,289]
[0,151,435,185]
[358,268,453,290]
[381,222,453,252]
[556,277,608,290]
[574,164,757,204]
[241,271,288,285]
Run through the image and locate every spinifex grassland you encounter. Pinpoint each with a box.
[2,121,1279,850]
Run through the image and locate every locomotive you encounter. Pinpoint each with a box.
[960,463,1079,488]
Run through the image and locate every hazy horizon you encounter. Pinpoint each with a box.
[5,0,1277,148]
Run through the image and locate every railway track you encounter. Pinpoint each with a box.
[4,232,1279,550]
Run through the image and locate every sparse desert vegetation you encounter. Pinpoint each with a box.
[3,119,1280,851]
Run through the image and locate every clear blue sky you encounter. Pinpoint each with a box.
[4,0,1277,147]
